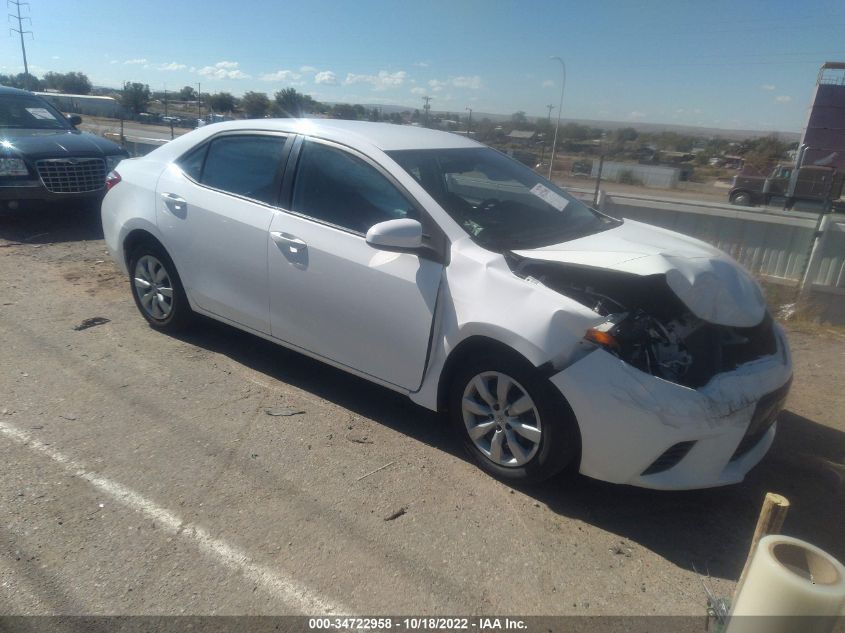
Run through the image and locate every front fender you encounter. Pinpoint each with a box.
[409,245,600,410]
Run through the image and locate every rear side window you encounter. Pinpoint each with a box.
[177,145,206,181]
[291,140,418,234]
[197,135,287,205]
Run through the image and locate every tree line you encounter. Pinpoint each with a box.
[0,70,92,94]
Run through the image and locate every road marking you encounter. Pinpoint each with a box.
[0,420,346,615]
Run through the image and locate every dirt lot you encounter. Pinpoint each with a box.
[0,208,843,616]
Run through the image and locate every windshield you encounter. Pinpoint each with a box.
[0,94,72,130]
[387,147,619,250]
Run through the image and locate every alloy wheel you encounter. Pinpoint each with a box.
[133,255,174,320]
[461,371,542,467]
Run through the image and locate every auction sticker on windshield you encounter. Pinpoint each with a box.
[26,108,57,121]
[529,183,569,212]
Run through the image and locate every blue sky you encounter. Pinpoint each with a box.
[2,0,844,131]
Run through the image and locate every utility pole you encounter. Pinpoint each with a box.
[120,81,127,144]
[197,82,202,122]
[465,106,473,134]
[540,104,555,167]
[548,56,566,180]
[163,83,168,118]
[8,0,33,87]
[422,95,432,128]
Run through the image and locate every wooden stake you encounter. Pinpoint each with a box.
[733,492,790,606]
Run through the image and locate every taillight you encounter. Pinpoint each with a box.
[105,170,121,192]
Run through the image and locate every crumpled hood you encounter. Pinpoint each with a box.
[511,219,767,327]
[1,128,123,158]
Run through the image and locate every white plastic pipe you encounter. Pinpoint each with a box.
[727,535,845,633]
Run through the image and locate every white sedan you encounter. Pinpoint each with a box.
[102,120,792,489]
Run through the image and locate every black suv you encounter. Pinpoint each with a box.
[0,86,128,211]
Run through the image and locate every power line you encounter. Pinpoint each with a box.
[8,0,33,83]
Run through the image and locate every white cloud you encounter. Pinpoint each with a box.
[428,79,446,92]
[451,75,483,90]
[542,79,554,88]
[300,65,317,73]
[123,58,148,65]
[411,86,426,95]
[314,71,337,85]
[159,62,187,71]
[414,61,429,68]
[344,70,408,90]
[428,76,484,92]
[259,69,301,82]
[760,84,776,91]
[198,61,250,79]
[51,55,60,60]
[629,111,646,119]
[109,60,118,65]
[775,95,792,103]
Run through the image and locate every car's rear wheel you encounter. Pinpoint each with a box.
[448,353,580,483]
[128,241,193,332]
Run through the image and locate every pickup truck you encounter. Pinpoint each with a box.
[729,164,844,210]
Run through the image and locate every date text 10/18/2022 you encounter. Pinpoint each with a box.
[308,617,528,630]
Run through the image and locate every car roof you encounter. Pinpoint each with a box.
[0,85,34,96]
[190,118,483,152]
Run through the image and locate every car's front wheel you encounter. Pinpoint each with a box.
[128,241,193,332]
[449,353,580,483]
[730,191,753,206]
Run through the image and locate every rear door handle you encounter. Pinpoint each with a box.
[161,192,187,213]
[271,231,307,252]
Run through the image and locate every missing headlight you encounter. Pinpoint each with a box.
[507,254,778,388]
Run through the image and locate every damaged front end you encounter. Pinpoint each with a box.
[507,254,778,389]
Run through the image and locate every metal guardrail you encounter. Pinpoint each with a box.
[103,133,169,157]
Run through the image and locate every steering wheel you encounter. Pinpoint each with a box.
[475,197,501,212]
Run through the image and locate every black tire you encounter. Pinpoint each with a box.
[730,191,753,206]
[127,240,193,332]
[448,351,580,483]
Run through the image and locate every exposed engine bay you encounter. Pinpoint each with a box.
[508,254,778,388]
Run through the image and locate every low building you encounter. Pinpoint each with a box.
[507,129,536,145]
[592,160,681,188]
[35,92,125,119]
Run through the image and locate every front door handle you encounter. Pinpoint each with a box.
[270,231,307,252]
[161,192,187,214]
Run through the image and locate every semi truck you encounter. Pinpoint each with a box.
[728,62,845,212]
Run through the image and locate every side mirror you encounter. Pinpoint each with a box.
[366,218,423,252]
[67,114,82,126]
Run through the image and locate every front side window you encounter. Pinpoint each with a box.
[199,135,287,205]
[292,140,418,234]
[388,147,618,251]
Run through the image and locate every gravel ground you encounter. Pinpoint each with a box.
[0,208,843,616]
